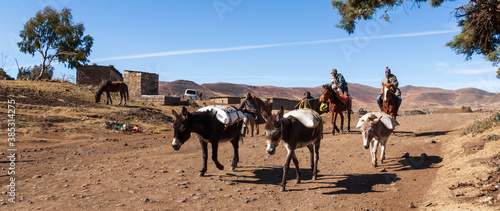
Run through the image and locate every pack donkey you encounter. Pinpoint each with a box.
[172,107,243,176]
[264,107,323,191]
[356,112,399,167]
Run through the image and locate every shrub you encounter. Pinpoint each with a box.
[461,112,500,136]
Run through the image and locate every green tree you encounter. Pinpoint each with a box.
[18,6,93,80]
[332,0,500,72]
[17,65,54,81]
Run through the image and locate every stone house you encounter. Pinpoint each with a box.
[123,70,159,98]
[76,64,123,86]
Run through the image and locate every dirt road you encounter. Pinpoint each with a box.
[0,110,492,210]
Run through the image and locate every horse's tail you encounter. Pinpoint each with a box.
[124,83,129,103]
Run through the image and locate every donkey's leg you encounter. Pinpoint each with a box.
[307,144,314,172]
[291,153,301,184]
[210,141,224,170]
[370,139,379,167]
[281,149,294,191]
[379,137,388,164]
[255,124,259,135]
[230,137,240,170]
[313,140,320,180]
[199,139,208,176]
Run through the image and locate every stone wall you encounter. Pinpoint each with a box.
[141,95,180,106]
[76,64,122,86]
[123,70,159,98]
[270,98,299,110]
[210,97,242,105]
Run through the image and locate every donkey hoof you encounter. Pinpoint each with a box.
[217,165,224,170]
[199,171,206,177]
[280,187,286,192]
[312,176,317,180]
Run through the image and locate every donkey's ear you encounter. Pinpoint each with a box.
[181,107,189,118]
[278,106,284,119]
[172,110,180,119]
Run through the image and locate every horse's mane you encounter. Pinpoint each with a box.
[322,84,342,104]
[96,80,110,96]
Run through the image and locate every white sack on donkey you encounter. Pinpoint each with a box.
[356,112,399,167]
[283,108,324,128]
[197,105,244,125]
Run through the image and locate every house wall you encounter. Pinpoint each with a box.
[123,70,159,98]
[76,64,122,86]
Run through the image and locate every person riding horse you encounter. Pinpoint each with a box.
[377,67,402,112]
[330,68,348,96]
[330,68,351,110]
[238,93,266,124]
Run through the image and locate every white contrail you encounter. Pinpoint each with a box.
[92,29,458,62]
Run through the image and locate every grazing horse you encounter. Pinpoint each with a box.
[95,80,129,105]
[264,107,323,191]
[171,107,243,176]
[253,96,273,135]
[382,82,398,119]
[320,84,351,134]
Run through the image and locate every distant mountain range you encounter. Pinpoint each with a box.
[159,80,500,110]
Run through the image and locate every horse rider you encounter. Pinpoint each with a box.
[331,68,349,96]
[377,67,402,112]
[331,68,352,111]
[238,93,266,124]
[295,91,314,109]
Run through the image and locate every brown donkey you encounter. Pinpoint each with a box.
[171,107,243,176]
[264,107,323,191]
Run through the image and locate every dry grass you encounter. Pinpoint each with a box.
[461,112,500,136]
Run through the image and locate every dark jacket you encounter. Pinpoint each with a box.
[238,97,266,124]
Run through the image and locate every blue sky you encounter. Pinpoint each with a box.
[1,0,499,92]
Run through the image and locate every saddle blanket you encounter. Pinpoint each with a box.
[284,108,324,128]
[197,105,244,125]
[336,91,351,104]
[357,112,400,130]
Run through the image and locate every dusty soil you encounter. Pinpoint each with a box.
[0,81,499,210]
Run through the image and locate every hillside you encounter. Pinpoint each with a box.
[159,80,500,110]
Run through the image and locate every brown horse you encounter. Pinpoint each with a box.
[253,96,273,135]
[382,82,398,119]
[95,81,129,105]
[320,84,351,135]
